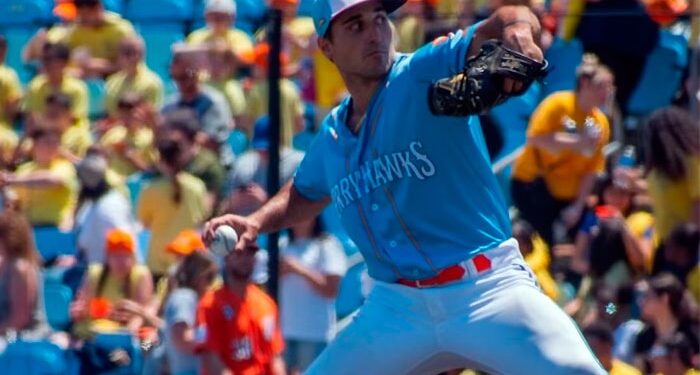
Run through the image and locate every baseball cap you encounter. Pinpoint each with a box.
[167,229,206,256]
[251,116,270,150]
[312,0,407,37]
[53,0,77,21]
[205,0,236,15]
[76,152,107,190]
[105,229,135,255]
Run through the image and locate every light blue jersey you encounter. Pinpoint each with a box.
[293,25,512,282]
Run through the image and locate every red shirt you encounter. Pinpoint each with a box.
[196,284,284,375]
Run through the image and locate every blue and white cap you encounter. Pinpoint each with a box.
[312,0,407,37]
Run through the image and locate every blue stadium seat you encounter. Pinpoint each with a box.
[0,340,66,375]
[626,30,688,116]
[85,78,106,119]
[43,282,73,331]
[2,27,37,84]
[125,0,193,22]
[0,0,52,26]
[101,0,125,14]
[134,23,185,85]
[90,333,143,374]
[541,37,583,97]
[137,229,150,262]
[33,226,76,263]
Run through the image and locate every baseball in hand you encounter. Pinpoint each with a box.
[209,225,239,257]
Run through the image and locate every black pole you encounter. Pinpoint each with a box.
[266,7,282,302]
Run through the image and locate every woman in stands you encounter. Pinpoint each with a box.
[71,228,153,337]
[137,110,208,283]
[0,212,51,340]
[639,106,699,253]
[511,54,614,246]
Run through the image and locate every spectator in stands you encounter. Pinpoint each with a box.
[60,0,136,78]
[138,113,208,281]
[24,42,89,127]
[74,150,135,265]
[0,125,78,229]
[197,240,286,375]
[661,223,700,303]
[104,36,163,117]
[512,219,560,301]
[571,174,655,288]
[163,250,218,375]
[394,0,426,53]
[206,40,247,125]
[640,106,700,245]
[223,116,304,215]
[162,109,226,211]
[0,35,23,168]
[42,92,92,161]
[633,273,700,372]
[648,332,699,375]
[511,54,614,246]
[71,229,153,337]
[99,92,157,177]
[187,0,254,56]
[583,322,641,375]
[162,46,234,168]
[241,43,304,147]
[0,212,51,340]
[280,214,346,375]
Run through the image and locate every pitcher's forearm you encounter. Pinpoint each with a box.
[249,181,330,234]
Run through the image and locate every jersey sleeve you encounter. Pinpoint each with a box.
[292,124,331,201]
[406,23,480,82]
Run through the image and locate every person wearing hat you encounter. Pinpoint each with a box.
[204,0,607,373]
[242,43,305,149]
[71,228,153,337]
[187,0,254,56]
[74,149,136,265]
[196,239,285,375]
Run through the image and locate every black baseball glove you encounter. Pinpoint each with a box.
[428,40,549,116]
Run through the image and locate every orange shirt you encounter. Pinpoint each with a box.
[197,284,284,375]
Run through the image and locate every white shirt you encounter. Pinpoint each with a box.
[75,189,137,264]
[280,236,347,342]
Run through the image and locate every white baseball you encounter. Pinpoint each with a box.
[209,225,239,257]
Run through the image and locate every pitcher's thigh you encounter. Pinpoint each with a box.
[305,302,434,375]
[442,282,606,375]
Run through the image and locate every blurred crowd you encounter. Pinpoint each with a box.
[0,0,697,374]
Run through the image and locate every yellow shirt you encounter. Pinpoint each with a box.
[246,78,303,148]
[512,91,610,200]
[186,28,253,55]
[14,158,78,227]
[313,50,346,109]
[524,235,560,301]
[61,123,93,158]
[104,64,163,116]
[0,64,22,130]
[86,263,150,303]
[396,16,425,53]
[0,127,18,164]
[610,359,642,375]
[60,12,135,61]
[625,211,658,272]
[99,124,156,177]
[646,155,700,240]
[24,74,89,122]
[208,79,247,117]
[137,173,207,275]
